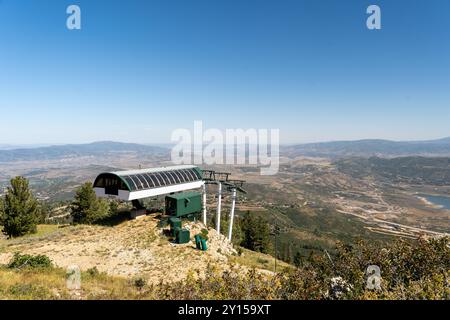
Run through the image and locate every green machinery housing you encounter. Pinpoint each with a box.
[165,191,202,218]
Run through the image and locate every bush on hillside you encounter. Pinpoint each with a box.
[7,253,53,270]
[148,237,449,300]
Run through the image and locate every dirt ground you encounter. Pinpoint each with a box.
[0,215,239,284]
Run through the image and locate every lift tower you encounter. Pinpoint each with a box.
[202,170,246,241]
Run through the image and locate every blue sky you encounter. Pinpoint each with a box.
[0,0,449,144]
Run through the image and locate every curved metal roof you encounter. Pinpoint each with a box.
[94,165,203,192]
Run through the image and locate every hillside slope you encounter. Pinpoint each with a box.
[0,216,288,284]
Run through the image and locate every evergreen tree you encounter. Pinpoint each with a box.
[256,216,271,253]
[70,182,110,224]
[240,211,256,250]
[293,251,303,268]
[230,217,243,245]
[0,176,39,238]
[240,211,271,254]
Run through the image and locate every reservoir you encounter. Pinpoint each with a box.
[420,194,450,210]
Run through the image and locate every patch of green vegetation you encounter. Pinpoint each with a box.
[200,228,209,241]
[155,237,450,300]
[7,252,53,270]
[244,204,395,261]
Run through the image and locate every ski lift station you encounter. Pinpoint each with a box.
[93,165,245,241]
[93,165,204,201]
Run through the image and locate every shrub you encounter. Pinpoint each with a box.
[133,277,147,290]
[7,253,53,270]
[200,228,209,241]
[151,237,449,300]
[86,266,100,277]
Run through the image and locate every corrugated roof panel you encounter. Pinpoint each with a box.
[94,165,203,194]
[144,173,157,188]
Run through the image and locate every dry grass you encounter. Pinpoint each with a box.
[0,266,153,300]
[0,216,283,286]
[229,248,292,273]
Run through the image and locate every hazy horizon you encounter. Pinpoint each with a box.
[1,135,450,150]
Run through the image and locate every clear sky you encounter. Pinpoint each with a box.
[0,0,449,144]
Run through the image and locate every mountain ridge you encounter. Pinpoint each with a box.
[1,137,450,161]
[282,137,450,158]
[0,141,168,162]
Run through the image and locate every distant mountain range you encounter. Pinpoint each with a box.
[0,141,168,162]
[282,137,450,158]
[1,138,450,162]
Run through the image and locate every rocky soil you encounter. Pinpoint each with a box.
[0,215,239,284]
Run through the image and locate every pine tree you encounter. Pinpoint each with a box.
[70,182,110,224]
[240,211,271,254]
[0,176,39,238]
[255,216,271,254]
[240,211,256,250]
[294,251,303,268]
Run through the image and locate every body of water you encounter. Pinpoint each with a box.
[420,194,450,210]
